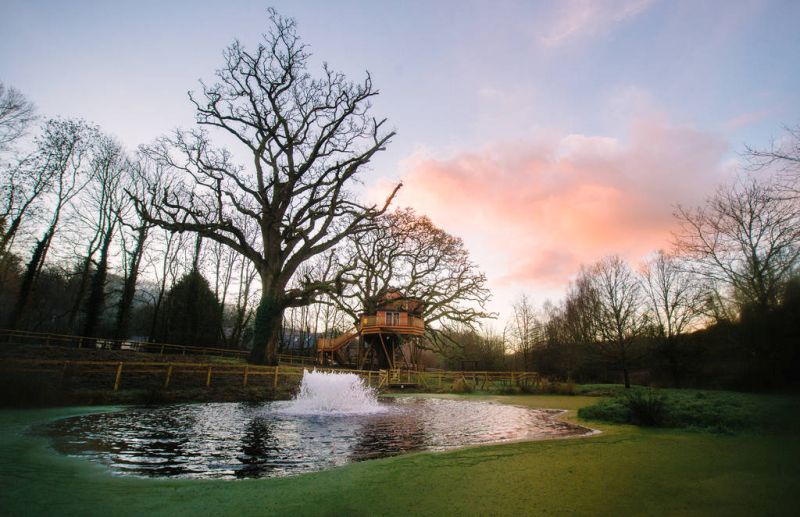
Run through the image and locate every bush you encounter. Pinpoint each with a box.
[451,377,474,393]
[623,388,667,426]
[578,388,667,427]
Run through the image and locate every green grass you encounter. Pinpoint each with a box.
[578,387,800,433]
[2,392,799,516]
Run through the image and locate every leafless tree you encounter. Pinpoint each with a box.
[674,177,800,313]
[142,228,190,342]
[509,294,542,371]
[7,119,97,328]
[640,250,705,385]
[745,124,800,196]
[135,10,398,363]
[589,255,649,388]
[0,83,36,151]
[80,135,130,339]
[113,156,161,339]
[1,154,49,256]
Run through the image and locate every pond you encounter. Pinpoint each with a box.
[40,372,592,480]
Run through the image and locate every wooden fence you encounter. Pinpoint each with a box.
[0,357,540,393]
[2,328,249,359]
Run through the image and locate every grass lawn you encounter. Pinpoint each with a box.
[1,393,799,516]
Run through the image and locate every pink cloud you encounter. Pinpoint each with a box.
[387,117,731,290]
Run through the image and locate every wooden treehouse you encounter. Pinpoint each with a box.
[316,289,425,370]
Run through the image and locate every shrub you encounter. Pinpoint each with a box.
[623,388,667,426]
[451,377,474,393]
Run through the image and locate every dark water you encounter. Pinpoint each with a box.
[41,398,591,479]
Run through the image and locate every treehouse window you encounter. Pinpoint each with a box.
[385,312,400,325]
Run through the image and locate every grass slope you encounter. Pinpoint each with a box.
[1,394,799,516]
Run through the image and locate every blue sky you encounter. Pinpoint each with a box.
[2,0,799,318]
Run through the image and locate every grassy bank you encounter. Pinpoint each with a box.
[578,387,800,432]
[1,393,799,516]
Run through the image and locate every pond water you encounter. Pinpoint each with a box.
[40,371,592,480]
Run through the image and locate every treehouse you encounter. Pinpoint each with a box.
[317,289,425,370]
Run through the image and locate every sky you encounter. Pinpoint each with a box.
[2,0,799,321]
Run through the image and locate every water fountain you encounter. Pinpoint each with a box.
[279,369,387,415]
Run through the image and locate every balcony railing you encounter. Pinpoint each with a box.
[359,315,425,331]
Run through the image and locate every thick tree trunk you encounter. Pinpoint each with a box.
[250,294,283,365]
[67,255,97,331]
[82,228,113,342]
[114,225,148,340]
[622,368,631,389]
[7,229,53,329]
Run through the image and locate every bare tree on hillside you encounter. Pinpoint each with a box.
[135,10,399,364]
[640,250,705,386]
[674,177,800,313]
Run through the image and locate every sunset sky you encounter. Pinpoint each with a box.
[2,0,799,319]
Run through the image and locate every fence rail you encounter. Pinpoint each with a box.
[0,357,540,393]
[1,328,251,359]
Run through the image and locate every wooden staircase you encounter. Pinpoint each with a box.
[316,328,360,365]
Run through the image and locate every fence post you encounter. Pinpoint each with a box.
[160,344,165,355]
[273,366,279,389]
[60,361,70,385]
[243,366,249,386]
[113,362,124,391]
[367,371,372,387]
[206,365,212,388]
[164,364,173,388]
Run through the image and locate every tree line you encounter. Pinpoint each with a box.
[492,144,799,390]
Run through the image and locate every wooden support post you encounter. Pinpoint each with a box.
[160,344,165,355]
[243,366,249,386]
[113,362,123,391]
[164,364,173,388]
[368,371,372,387]
[273,366,279,389]
[206,366,212,388]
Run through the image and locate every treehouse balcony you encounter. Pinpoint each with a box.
[359,312,425,337]
[316,312,425,353]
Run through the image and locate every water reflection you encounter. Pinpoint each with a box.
[42,398,590,480]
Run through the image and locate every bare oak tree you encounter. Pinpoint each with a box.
[336,208,493,355]
[136,10,398,363]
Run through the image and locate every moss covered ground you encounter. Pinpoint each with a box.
[2,393,799,516]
